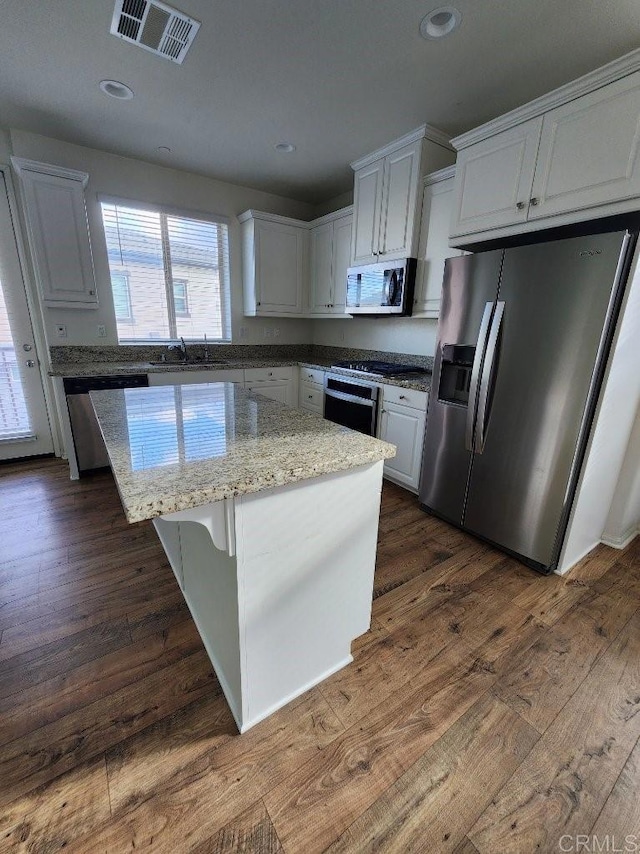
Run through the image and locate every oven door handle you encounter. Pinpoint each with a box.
[324,388,377,407]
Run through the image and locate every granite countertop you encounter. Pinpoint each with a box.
[90,382,396,524]
[50,358,432,393]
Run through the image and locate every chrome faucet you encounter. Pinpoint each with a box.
[168,336,189,362]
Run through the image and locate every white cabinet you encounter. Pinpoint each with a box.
[245,365,296,407]
[12,158,98,308]
[240,211,306,316]
[298,366,325,414]
[377,386,428,493]
[413,167,465,318]
[308,211,353,315]
[350,127,454,265]
[147,369,244,386]
[449,62,640,245]
[529,72,640,219]
[450,118,542,238]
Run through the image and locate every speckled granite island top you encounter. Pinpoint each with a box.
[90,382,396,524]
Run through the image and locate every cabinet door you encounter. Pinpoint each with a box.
[331,214,352,313]
[450,117,543,237]
[147,369,244,386]
[351,160,384,265]
[529,72,640,220]
[246,379,292,406]
[414,175,464,318]
[379,401,426,492]
[20,172,98,307]
[309,221,334,313]
[379,142,421,260]
[254,220,304,314]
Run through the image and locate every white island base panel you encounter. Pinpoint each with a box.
[153,460,384,733]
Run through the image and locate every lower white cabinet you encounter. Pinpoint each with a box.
[378,387,428,492]
[244,365,296,407]
[298,366,325,414]
[245,379,294,406]
[147,369,244,386]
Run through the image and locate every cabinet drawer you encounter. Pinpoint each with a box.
[299,366,325,385]
[299,382,324,411]
[382,385,428,410]
[244,365,293,382]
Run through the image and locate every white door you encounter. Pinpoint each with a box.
[450,117,543,237]
[351,160,384,264]
[529,71,640,220]
[309,221,333,313]
[254,220,304,314]
[379,142,420,260]
[379,402,426,491]
[0,170,53,459]
[331,215,352,313]
[246,380,291,406]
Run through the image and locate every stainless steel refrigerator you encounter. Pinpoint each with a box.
[418,229,637,574]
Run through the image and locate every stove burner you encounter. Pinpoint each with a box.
[332,360,428,377]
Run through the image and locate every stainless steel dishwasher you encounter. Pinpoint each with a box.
[63,374,149,473]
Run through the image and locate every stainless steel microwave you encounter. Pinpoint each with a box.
[346,258,416,315]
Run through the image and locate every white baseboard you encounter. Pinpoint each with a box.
[601,525,639,550]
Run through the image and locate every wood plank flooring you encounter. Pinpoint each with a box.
[1,457,639,853]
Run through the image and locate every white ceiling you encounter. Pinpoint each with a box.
[1,0,639,203]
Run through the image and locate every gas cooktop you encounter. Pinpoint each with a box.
[332,360,429,377]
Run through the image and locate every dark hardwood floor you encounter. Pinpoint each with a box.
[1,456,639,852]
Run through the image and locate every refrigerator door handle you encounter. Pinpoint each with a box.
[475,300,505,454]
[465,301,494,452]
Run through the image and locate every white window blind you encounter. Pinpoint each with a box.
[100,201,231,342]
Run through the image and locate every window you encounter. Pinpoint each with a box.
[100,200,231,342]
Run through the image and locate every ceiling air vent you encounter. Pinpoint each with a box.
[110,0,200,64]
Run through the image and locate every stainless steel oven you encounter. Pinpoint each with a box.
[324,373,379,436]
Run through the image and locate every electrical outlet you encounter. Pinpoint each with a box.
[273,327,280,339]
[55,324,67,338]
[239,326,248,339]
[97,324,107,338]
[263,327,273,339]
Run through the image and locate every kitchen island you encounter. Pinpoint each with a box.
[90,381,395,732]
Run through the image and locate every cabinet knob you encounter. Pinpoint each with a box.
[399,395,406,400]
[530,197,539,206]
[88,289,96,295]
[308,394,313,399]
[516,201,526,211]
[257,301,261,306]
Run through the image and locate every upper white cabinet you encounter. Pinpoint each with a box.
[529,72,640,219]
[450,118,542,238]
[12,158,98,309]
[350,125,455,265]
[240,211,306,316]
[308,210,353,316]
[414,167,465,318]
[449,53,640,246]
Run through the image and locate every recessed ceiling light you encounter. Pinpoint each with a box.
[157,146,172,153]
[420,6,462,39]
[274,142,296,153]
[99,79,134,100]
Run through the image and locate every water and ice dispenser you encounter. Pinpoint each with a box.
[437,344,475,406]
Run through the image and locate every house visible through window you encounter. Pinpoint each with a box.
[173,279,189,316]
[111,272,132,320]
[100,200,231,342]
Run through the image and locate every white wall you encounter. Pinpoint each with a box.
[603,402,640,548]
[9,129,317,349]
[314,190,354,219]
[0,128,11,162]
[312,316,439,357]
[558,245,640,572]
